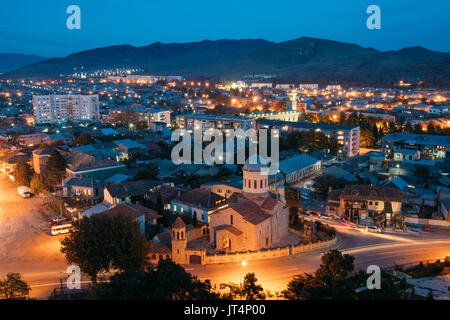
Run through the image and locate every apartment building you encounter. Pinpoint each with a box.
[33,95,100,124]
[109,107,171,125]
[381,133,450,160]
[298,84,319,90]
[176,114,256,132]
[258,120,360,158]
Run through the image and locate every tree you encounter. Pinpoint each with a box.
[352,270,414,300]
[315,250,355,284]
[46,149,66,183]
[283,250,356,300]
[0,273,31,300]
[240,273,265,300]
[415,165,431,181]
[313,175,347,200]
[426,123,436,135]
[134,164,159,180]
[74,133,94,146]
[30,174,48,194]
[93,259,218,300]
[181,212,193,225]
[289,206,299,224]
[192,212,198,226]
[15,159,32,186]
[413,123,423,134]
[404,122,413,133]
[61,213,148,283]
[360,129,376,147]
[283,273,315,300]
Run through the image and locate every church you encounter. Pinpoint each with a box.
[147,157,290,264]
[208,157,289,252]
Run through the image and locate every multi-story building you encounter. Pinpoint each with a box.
[109,107,171,125]
[176,114,256,132]
[326,185,403,226]
[32,147,52,174]
[18,133,49,146]
[258,120,360,158]
[249,110,304,122]
[381,133,450,160]
[33,95,100,124]
[326,84,342,90]
[298,83,319,90]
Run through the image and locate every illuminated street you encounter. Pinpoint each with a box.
[4,219,447,298]
[0,167,448,299]
[0,174,66,297]
[188,229,450,294]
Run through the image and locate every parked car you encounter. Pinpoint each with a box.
[410,224,419,232]
[320,213,332,220]
[49,216,66,226]
[367,225,381,233]
[17,186,31,199]
[423,225,431,232]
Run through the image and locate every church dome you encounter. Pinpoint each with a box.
[242,155,270,194]
[243,155,269,172]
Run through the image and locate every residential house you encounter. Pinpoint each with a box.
[327,185,403,226]
[170,188,227,223]
[103,180,162,206]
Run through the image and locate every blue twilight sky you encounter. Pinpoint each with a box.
[0,0,449,58]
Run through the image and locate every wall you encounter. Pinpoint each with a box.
[404,217,450,228]
[203,236,337,265]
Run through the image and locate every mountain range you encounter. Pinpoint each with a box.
[0,53,45,72]
[2,37,450,82]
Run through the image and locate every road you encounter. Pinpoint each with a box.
[0,174,66,298]
[186,228,450,293]
[0,175,448,298]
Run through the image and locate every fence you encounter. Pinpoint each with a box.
[203,236,337,264]
[404,217,450,228]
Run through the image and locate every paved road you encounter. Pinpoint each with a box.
[0,178,447,299]
[0,174,66,298]
[18,227,450,298]
[186,228,450,292]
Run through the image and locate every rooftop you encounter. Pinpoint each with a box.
[176,113,254,122]
[105,180,161,198]
[279,154,320,175]
[259,119,359,131]
[382,133,450,147]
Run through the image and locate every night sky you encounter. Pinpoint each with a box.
[1,0,449,57]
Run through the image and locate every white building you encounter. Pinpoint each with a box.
[298,83,319,90]
[326,85,342,90]
[33,95,100,124]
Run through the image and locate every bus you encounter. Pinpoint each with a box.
[51,223,72,236]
